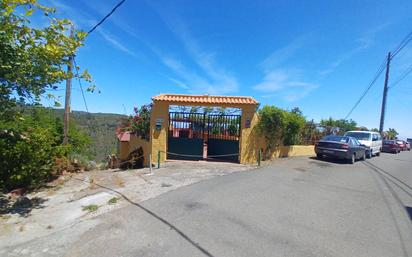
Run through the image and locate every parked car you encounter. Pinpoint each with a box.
[406,142,411,151]
[382,140,400,154]
[344,131,382,158]
[396,140,407,151]
[315,135,367,164]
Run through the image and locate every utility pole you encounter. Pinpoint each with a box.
[63,29,74,144]
[379,52,391,135]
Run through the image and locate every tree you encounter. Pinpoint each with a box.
[0,0,91,118]
[0,1,93,192]
[385,128,398,140]
[257,106,286,153]
[283,111,306,145]
[119,104,152,140]
[320,118,357,135]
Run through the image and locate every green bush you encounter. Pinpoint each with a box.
[0,108,90,192]
[283,111,306,146]
[257,106,286,152]
[257,105,306,152]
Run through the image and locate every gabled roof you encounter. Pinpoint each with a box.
[117,131,131,142]
[152,94,258,105]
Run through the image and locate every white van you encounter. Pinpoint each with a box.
[344,131,382,158]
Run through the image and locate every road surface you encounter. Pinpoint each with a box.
[3,152,412,257]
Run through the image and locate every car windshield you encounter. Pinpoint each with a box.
[345,132,370,140]
[383,140,393,144]
[322,136,349,143]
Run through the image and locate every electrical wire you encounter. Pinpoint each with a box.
[86,0,127,35]
[344,57,387,120]
[389,63,412,90]
[391,30,412,59]
[73,57,89,112]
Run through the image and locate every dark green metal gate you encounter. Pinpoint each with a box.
[168,112,241,162]
[206,114,241,162]
[168,112,205,160]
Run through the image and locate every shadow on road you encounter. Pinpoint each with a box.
[308,156,350,166]
[71,177,214,257]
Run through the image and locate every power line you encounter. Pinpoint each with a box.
[391,30,412,59]
[73,57,89,113]
[86,0,127,35]
[344,57,387,120]
[389,63,412,90]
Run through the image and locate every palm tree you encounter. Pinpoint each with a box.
[385,128,399,140]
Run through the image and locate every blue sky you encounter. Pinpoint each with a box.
[39,0,412,138]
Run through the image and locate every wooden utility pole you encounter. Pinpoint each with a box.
[63,29,74,145]
[379,52,391,135]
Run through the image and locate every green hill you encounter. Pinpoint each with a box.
[68,110,127,162]
[21,106,127,162]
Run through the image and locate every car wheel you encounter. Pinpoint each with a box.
[316,154,322,159]
[366,149,372,159]
[376,151,380,156]
[360,151,366,161]
[349,153,355,164]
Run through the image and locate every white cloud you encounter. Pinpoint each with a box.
[253,36,318,102]
[261,35,310,72]
[166,77,190,90]
[320,23,391,76]
[147,3,239,95]
[253,69,318,101]
[96,29,139,58]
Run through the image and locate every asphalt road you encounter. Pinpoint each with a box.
[4,152,412,257]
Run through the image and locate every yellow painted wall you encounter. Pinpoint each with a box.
[150,101,169,165]
[119,135,151,167]
[272,145,315,158]
[147,99,315,165]
[239,106,264,164]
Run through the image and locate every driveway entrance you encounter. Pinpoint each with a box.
[167,112,241,162]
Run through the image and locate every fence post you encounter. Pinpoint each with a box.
[149,154,152,173]
[258,148,261,166]
[157,150,160,169]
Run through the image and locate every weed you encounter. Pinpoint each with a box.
[114,175,125,187]
[108,197,119,205]
[82,204,99,212]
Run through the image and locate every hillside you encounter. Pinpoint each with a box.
[68,110,127,162]
[21,106,127,162]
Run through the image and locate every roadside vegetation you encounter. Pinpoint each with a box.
[257,105,400,157]
[0,0,93,192]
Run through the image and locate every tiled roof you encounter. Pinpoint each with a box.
[152,94,258,105]
[117,131,131,142]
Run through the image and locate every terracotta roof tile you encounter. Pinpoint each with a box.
[116,131,131,142]
[152,94,258,105]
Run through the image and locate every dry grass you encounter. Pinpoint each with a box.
[113,175,125,188]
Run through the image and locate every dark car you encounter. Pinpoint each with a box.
[382,140,400,153]
[315,135,367,164]
[396,140,407,151]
